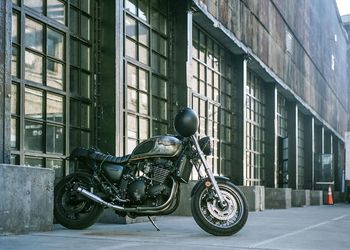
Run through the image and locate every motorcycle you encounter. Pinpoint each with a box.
[54,107,248,236]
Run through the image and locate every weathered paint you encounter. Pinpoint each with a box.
[194,0,348,137]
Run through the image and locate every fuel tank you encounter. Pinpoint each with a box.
[130,135,182,160]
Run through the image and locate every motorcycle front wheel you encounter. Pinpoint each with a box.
[191,178,248,236]
[54,172,104,229]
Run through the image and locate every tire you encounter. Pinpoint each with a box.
[54,172,104,229]
[191,178,248,236]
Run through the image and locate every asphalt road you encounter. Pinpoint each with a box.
[1,204,350,250]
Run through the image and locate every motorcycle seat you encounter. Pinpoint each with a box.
[69,147,130,164]
[89,151,131,164]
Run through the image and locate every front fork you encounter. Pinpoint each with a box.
[191,135,226,205]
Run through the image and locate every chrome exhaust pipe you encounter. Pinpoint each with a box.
[76,177,178,214]
[76,187,135,212]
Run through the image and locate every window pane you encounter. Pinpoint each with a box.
[24,121,43,151]
[47,93,64,123]
[12,13,19,44]
[25,18,43,52]
[70,39,79,66]
[152,97,167,120]
[125,0,137,15]
[126,64,137,88]
[151,11,167,35]
[139,45,149,65]
[70,8,79,35]
[81,44,90,71]
[81,131,90,148]
[139,92,148,115]
[11,46,20,78]
[127,88,137,112]
[24,0,43,14]
[25,88,43,119]
[47,159,64,183]
[81,0,91,14]
[152,121,167,136]
[70,67,79,95]
[70,0,79,7]
[125,38,137,59]
[81,72,91,98]
[47,28,64,60]
[11,155,19,165]
[125,15,137,39]
[11,84,18,115]
[11,118,17,148]
[47,0,66,25]
[127,139,137,154]
[12,0,19,6]
[70,128,79,150]
[139,23,149,46]
[139,117,149,140]
[47,125,64,154]
[81,103,90,128]
[81,14,90,41]
[139,69,148,92]
[25,51,43,84]
[151,75,167,99]
[47,60,64,90]
[127,114,137,138]
[70,100,79,126]
[152,32,167,57]
[152,53,166,76]
[138,0,149,22]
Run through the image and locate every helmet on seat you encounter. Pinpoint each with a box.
[174,107,199,137]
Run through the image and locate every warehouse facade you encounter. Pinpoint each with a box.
[0,0,348,193]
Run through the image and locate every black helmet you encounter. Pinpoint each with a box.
[174,107,199,137]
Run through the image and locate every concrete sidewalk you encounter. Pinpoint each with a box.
[1,204,350,250]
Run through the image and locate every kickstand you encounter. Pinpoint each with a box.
[147,216,160,231]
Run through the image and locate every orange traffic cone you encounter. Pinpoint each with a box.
[327,185,334,205]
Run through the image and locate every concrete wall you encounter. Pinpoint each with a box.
[292,190,310,207]
[238,186,265,211]
[193,0,348,137]
[265,188,292,209]
[0,165,54,234]
[310,190,323,205]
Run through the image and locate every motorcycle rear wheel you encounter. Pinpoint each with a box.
[191,178,248,236]
[54,172,104,229]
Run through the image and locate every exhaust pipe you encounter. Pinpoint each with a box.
[76,187,134,211]
[76,177,178,214]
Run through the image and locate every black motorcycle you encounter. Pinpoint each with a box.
[54,107,248,236]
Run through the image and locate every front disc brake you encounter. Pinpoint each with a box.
[206,190,238,221]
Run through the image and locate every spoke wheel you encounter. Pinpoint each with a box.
[54,173,103,229]
[191,178,248,236]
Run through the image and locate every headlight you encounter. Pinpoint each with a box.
[198,136,212,156]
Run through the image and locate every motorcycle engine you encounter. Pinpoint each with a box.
[127,159,173,205]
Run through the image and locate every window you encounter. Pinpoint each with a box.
[298,113,305,189]
[123,0,169,154]
[10,0,94,180]
[277,94,288,138]
[285,30,293,54]
[245,71,266,186]
[192,25,237,177]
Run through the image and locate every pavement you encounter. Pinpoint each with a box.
[1,204,350,250]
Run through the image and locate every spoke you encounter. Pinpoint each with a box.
[199,185,244,229]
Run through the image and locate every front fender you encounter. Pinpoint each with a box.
[191,176,231,197]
